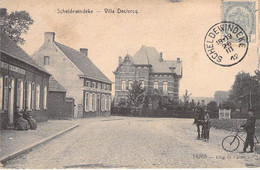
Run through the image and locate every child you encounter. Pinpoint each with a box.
[203,113,211,142]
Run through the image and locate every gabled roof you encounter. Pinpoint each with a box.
[54,42,112,84]
[132,46,182,76]
[0,31,49,75]
[49,76,67,92]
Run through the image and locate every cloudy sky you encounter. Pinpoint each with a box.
[1,0,258,98]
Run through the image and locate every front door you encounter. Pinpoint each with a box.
[8,78,14,125]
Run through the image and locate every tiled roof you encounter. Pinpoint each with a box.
[0,31,49,74]
[54,42,112,83]
[132,46,182,76]
[49,76,67,92]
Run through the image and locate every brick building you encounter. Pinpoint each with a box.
[0,31,50,130]
[32,32,112,118]
[48,76,74,119]
[113,46,182,108]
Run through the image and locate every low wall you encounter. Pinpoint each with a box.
[111,107,195,118]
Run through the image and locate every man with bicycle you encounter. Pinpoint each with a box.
[240,109,256,153]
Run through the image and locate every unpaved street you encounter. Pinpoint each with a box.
[4,117,260,168]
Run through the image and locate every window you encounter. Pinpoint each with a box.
[4,76,8,110]
[106,95,110,111]
[101,95,105,111]
[17,79,24,109]
[31,83,35,109]
[107,85,110,91]
[92,93,95,111]
[36,84,40,109]
[163,81,168,92]
[94,94,97,111]
[128,80,133,90]
[44,56,50,65]
[154,81,158,89]
[92,82,96,88]
[122,80,126,90]
[0,76,3,110]
[85,92,89,112]
[104,95,107,111]
[141,80,144,88]
[98,83,101,89]
[89,93,92,111]
[108,97,111,111]
[85,80,90,87]
[102,84,106,90]
[26,82,32,109]
[43,86,47,109]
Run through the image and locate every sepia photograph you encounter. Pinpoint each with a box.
[0,0,260,168]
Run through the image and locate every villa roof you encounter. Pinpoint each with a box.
[132,46,182,76]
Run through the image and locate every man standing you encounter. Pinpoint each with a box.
[240,109,256,153]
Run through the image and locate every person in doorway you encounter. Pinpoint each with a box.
[240,109,256,153]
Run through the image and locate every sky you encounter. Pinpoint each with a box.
[1,0,258,98]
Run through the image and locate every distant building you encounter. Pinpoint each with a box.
[0,31,50,130]
[214,91,229,105]
[32,32,112,118]
[113,46,182,108]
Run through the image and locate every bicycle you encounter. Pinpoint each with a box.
[222,128,259,152]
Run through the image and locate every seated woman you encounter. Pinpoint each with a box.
[14,107,30,131]
[22,107,37,130]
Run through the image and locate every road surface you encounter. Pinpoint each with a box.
[4,117,260,168]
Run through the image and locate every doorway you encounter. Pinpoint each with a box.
[97,94,100,116]
[8,78,14,125]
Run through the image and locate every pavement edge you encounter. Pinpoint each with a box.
[0,124,79,165]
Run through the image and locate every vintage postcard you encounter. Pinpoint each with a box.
[0,0,260,169]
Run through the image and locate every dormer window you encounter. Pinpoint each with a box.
[44,56,50,65]
[92,82,96,88]
[85,80,90,87]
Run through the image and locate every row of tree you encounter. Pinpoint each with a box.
[116,81,205,112]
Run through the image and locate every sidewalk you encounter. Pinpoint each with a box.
[0,120,79,164]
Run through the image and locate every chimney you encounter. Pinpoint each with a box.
[160,52,163,61]
[44,32,55,43]
[80,48,88,57]
[177,58,181,63]
[118,56,122,66]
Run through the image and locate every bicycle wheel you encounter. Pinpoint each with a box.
[222,135,240,152]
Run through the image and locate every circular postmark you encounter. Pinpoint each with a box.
[204,21,248,67]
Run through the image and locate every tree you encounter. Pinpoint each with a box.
[222,101,236,111]
[127,81,146,108]
[207,101,219,117]
[207,101,218,112]
[183,89,192,104]
[0,8,34,45]
[189,99,196,111]
[228,71,256,111]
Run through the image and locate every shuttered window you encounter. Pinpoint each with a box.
[36,84,40,109]
[0,76,3,110]
[43,86,47,109]
[17,79,24,109]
